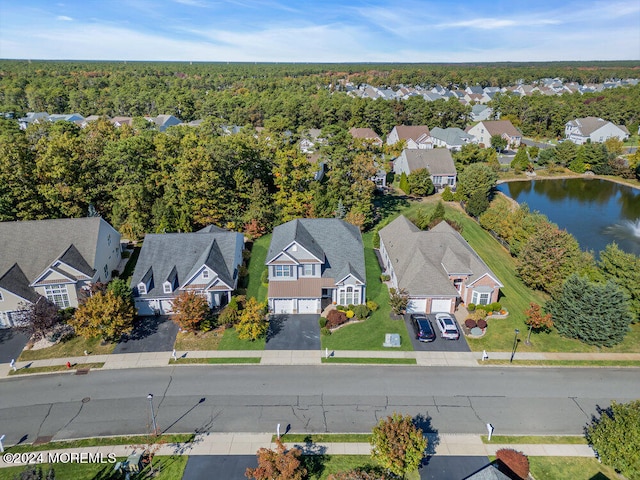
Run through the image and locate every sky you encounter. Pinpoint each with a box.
[0,0,639,63]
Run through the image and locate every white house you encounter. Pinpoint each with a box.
[564,117,629,144]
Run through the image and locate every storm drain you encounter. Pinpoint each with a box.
[33,436,53,445]
[81,397,91,403]
[76,368,90,375]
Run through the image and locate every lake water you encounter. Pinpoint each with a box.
[496,178,640,256]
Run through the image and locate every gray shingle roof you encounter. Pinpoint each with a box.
[430,127,475,147]
[400,148,456,175]
[379,216,501,296]
[267,219,365,284]
[130,228,242,298]
[0,264,42,303]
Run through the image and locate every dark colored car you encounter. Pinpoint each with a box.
[411,314,436,342]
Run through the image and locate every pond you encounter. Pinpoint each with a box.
[496,178,640,256]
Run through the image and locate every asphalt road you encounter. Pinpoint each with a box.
[1,366,637,445]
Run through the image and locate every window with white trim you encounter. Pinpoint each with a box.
[202,270,209,279]
[163,282,172,294]
[302,264,314,277]
[274,265,292,278]
[339,286,359,305]
[44,284,70,308]
[138,283,147,295]
[472,290,490,305]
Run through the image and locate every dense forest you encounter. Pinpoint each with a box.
[0,60,639,240]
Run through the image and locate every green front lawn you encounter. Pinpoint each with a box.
[321,232,412,351]
[19,335,116,361]
[529,456,619,479]
[246,234,271,302]
[217,327,266,350]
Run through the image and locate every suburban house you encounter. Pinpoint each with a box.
[393,148,457,190]
[378,216,503,314]
[467,120,521,150]
[0,217,122,328]
[146,114,182,132]
[349,127,383,147]
[299,128,324,153]
[387,125,432,149]
[470,105,493,122]
[429,127,476,151]
[564,117,629,144]
[265,218,366,314]
[131,226,244,316]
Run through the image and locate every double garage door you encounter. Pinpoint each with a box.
[272,298,319,314]
[406,298,452,314]
[134,299,174,316]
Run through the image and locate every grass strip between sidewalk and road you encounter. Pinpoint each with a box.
[478,359,640,367]
[273,433,373,443]
[321,357,416,365]
[5,434,195,453]
[171,357,260,365]
[8,362,104,375]
[481,435,587,444]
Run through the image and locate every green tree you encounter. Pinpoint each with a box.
[516,222,586,296]
[585,400,640,479]
[69,290,135,341]
[457,163,498,201]
[490,134,507,152]
[466,190,490,217]
[236,297,268,341]
[370,413,427,479]
[399,172,410,194]
[407,168,434,196]
[510,146,530,171]
[553,140,578,167]
[107,278,133,305]
[546,274,632,347]
[598,243,640,323]
[171,290,211,332]
[389,288,409,316]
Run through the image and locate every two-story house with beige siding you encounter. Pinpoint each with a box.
[266,219,366,314]
[0,217,122,328]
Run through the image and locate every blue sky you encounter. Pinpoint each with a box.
[1,0,639,62]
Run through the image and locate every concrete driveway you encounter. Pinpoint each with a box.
[0,328,29,363]
[404,314,471,353]
[265,314,320,351]
[112,315,179,354]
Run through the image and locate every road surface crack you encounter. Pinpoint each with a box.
[570,397,590,419]
[36,404,53,437]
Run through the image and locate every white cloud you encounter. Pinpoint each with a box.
[436,18,561,30]
[56,15,73,21]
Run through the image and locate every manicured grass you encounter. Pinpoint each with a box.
[173,327,225,351]
[172,357,260,364]
[6,434,195,453]
[301,454,407,480]
[529,456,619,479]
[481,435,586,444]
[18,335,115,361]
[0,455,188,480]
[8,362,104,375]
[321,357,416,365]
[246,234,271,302]
[120,245,141,284]
[321,232,413,351]
[217,327,266,350]
[479,359,640,367]
[275,434,372,443]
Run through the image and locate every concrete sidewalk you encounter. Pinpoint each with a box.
[0,432,596,468]
[2,349,640,377]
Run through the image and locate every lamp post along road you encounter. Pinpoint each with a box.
[510,329,520,363]
[147,393,158,435]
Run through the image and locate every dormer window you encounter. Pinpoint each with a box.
[163,282,172,294]
[138,283,147,295]
[203,270,209,279]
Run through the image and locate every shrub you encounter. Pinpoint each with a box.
[477,319,487,329]
[121,250,131,259]
[380,274,390,282]
[352,304,370,320]
[320,327,331,336]
[465,319,477,329]
[326,309,348,329]
[441,185,455,201]
[336,305,346,311]
[366,300,379,312]
[467,303,476,311]
[346,310,355,319]
[490,302,502,312]
[260,268,269,286]
[238,265,249,278]
[496,448,529,480]
[318,317,327,328]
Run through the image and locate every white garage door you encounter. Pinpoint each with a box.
[431,299,452,313]
[273,299,295,314]
[135,299,155,316]
[406,298,427,313]
[298,299,319,314]
[160,299,174,314]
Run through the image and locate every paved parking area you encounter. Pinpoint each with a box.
[183,455,257,480]
[420,455,490,480]
[0,329,29,363]
[265,314,320,351]
[404,314,470,353]
[112,315,179,354]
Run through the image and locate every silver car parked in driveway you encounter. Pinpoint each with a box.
[435,313,460,340]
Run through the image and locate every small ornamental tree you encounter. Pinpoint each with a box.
[429,201,446,227]
[171,291,211,332]
[107,278,134,305]
[495,448,529,480]
[466,190,490,217]
[236,297,268,341]
[245,438,306,480]
[399,172,410,194]
[407,168,435,196]
[219,296,241,326]
[524,302,553,344]
[585,400,640,479]
[389,288,409,316]
[490,134,508,152]
[441,185,454,201]
[15,298,60,342]
[69,290,134,342]
[546,275,632,347]
[370,413,427,479]
[510,146,530,171]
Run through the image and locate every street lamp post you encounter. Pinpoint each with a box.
[510,329,520,363]
[147,393,158,435]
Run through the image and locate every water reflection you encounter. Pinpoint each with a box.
[497,179,640,256]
